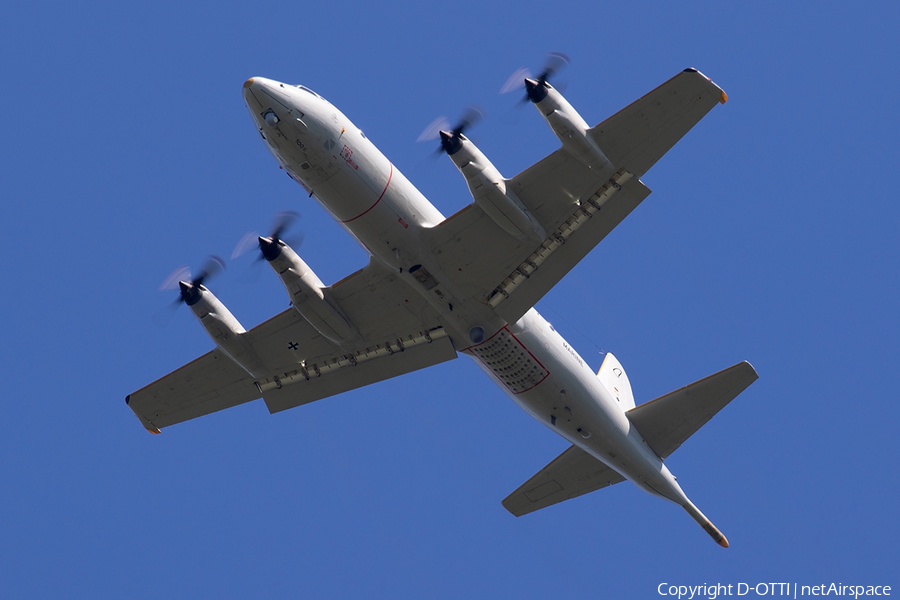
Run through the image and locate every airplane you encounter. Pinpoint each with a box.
[126,62,757,547]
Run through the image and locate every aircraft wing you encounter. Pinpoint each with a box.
[425,69,725,325]
[127,259,458,432]
[502,444,626,517]
[587,68,729,180]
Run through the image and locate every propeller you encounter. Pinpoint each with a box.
[159,255,226,306]
[500,52,570,103]
[417,105,484,156]
[232,211,303,263]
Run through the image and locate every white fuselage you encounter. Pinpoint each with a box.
[241,77,693,510]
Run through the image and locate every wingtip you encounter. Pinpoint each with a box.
[681,67,727,104]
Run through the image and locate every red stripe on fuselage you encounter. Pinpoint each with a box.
[504,327,551,393]
[340,163,394,223]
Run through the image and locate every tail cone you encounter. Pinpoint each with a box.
[699,518,729,548]
[683,503,729,548]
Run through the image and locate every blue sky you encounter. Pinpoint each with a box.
[1,1,897,597]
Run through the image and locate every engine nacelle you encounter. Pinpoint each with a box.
[442,132,545,243]
[180,282,267,379]
[526,79,612,172]
[260,238,361,349]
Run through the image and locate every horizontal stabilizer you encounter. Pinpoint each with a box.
[502,445,625,517]
[626,361,758,460]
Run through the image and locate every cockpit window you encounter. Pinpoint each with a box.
[296,85,324,100]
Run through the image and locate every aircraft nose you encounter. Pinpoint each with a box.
[242,77,306,130]
[242,77,279,118]
[242,76,275,102]
[243,76,263,103]
[242,76,290,107]
[242,77,259,108]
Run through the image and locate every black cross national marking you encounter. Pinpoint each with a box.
[288,342,299,351]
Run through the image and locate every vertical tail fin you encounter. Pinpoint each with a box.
[596,352,635,410]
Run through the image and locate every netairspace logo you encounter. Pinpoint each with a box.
[657,583,892,600]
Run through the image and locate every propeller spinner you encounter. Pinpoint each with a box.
[500,52,570,103]
[232,211,303,263]
[160,256,226,306]
[418,106,484,156]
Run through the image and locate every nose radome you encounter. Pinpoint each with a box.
[242,77,259,104]
[242,76,289,100]
[242,77,268,107]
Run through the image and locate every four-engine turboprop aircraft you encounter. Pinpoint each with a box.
[127,66,757,546]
